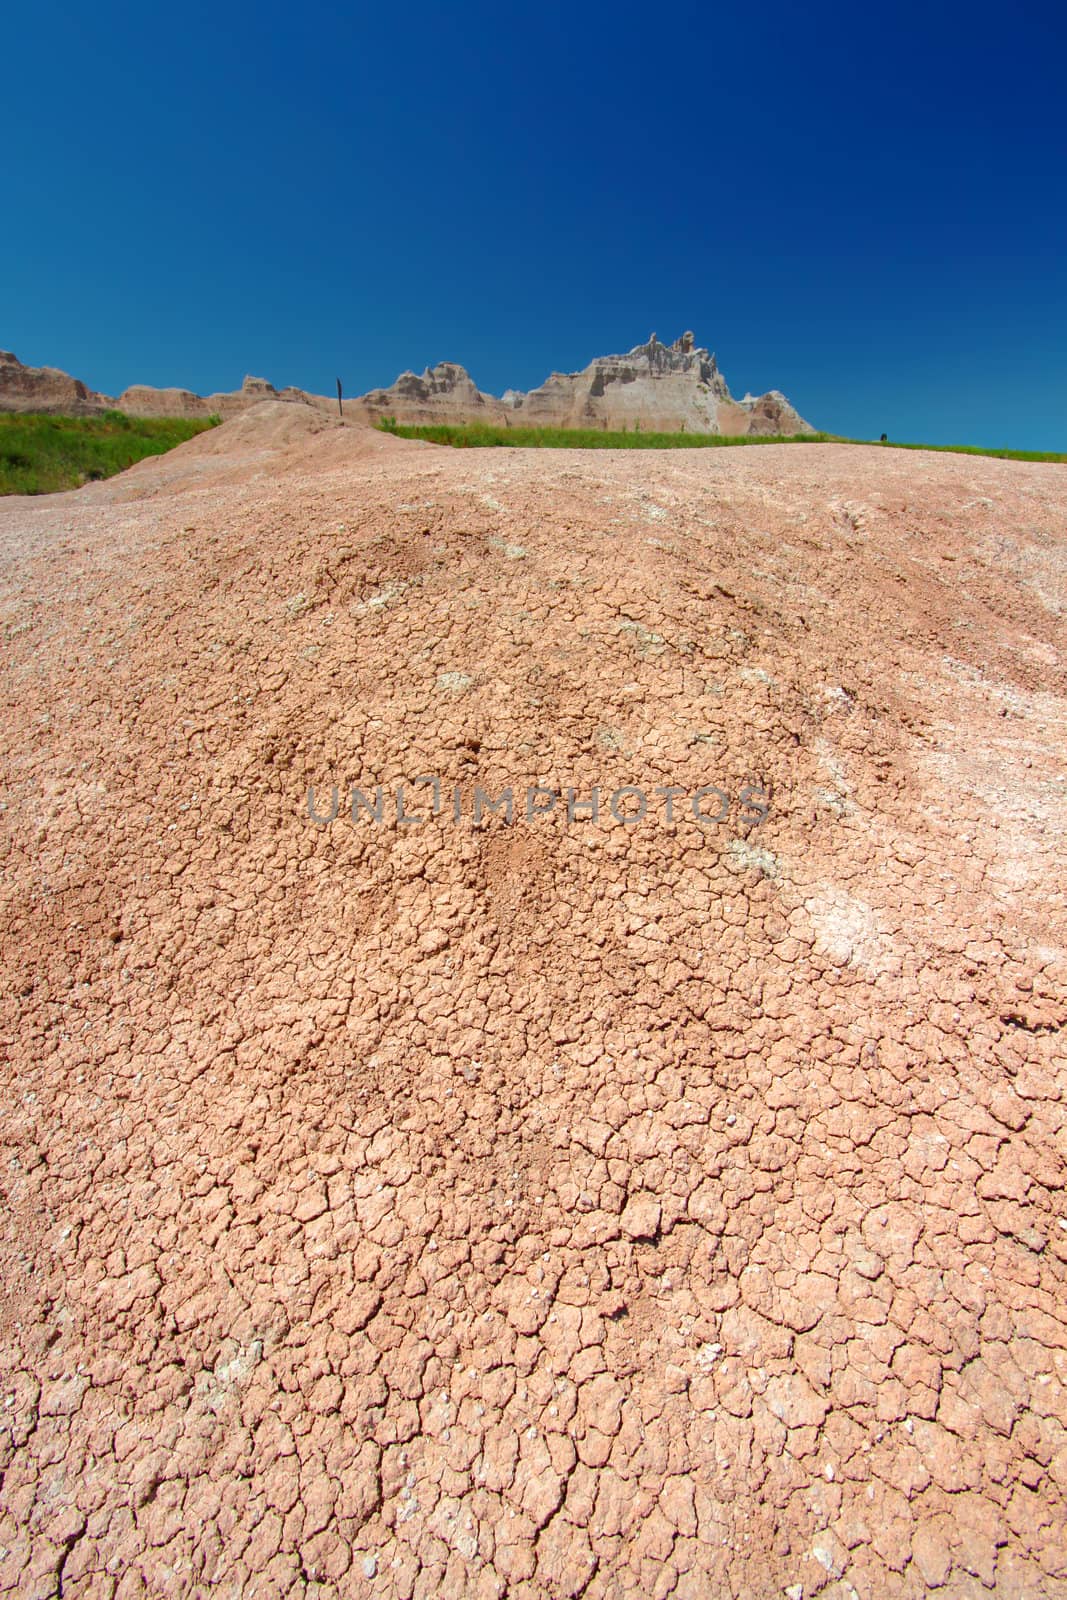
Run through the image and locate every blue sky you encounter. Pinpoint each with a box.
[6,0,1066,447]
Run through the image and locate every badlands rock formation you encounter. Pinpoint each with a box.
[116,374,319,420]
[359,333,813,434]
[0,334,813,434]
[0,348,105,414]
[0,404,1064,1597]
[0,351,326,421]
[358,361,504,427]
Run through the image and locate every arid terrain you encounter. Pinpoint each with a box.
[0,335,812,436]
[0,404,1064,1599]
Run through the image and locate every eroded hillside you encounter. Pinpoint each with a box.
[0,406,1064,1598]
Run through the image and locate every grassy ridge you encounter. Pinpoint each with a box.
[0,411,220,495]
[858,439,1067,464]
[376,417,1067,463]
[376,418,829,451]
[4,413,1060,495]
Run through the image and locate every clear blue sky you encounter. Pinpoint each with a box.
[6,0,1066,447]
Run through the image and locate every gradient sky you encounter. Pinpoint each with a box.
[6,0,1066,448]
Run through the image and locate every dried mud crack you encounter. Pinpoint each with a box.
[0,404,1064,1598]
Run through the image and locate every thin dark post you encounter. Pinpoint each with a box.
[336,378,343,420]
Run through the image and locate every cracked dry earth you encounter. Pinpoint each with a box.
[0,403,1065,1600]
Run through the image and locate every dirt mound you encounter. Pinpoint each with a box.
[0,429,1064,1597]
[108,405,420,501]
[178,398,340,454]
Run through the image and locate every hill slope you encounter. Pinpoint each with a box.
[0,408,1064,1597]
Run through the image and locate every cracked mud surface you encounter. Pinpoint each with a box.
[0,404,1065,1598]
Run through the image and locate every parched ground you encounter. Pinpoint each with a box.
[0,404,1065,1599]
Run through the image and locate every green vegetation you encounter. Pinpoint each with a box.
[375,417,829,450]
[0,411,221,495]
[4,412,1057,496]
[375,417,1067,464]
[864,438,1067,464]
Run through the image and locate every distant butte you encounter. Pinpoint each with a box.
[0,334,813,435]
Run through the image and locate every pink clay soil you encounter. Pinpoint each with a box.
[0,404,1064,1598]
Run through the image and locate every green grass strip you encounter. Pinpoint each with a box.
[0,411,221,496]
[375,417,1067,463]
